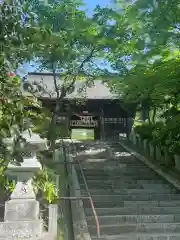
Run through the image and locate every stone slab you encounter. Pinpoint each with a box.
[0,220,43,239]
[81,189,174,195]
[83,200,180,208]
[87,214,180,225]
[37,232,56,240]
[4,199,39,221]
[91,234,180,240]
[83,194,180,202]
[85,206,180,215]
[80,183,172,190]
[89,223,180,235]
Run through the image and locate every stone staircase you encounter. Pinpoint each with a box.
[76,143,180,240]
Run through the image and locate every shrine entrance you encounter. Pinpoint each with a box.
[24,73,137,141]
[70,113,100,140]
[71,128,95,140]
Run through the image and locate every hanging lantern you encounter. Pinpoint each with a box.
[8,72,16,77]
[0,96,7,104]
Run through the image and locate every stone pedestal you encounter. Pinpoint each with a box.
[143,139,148,152]
[129,133,133,142]
[139,138,143,150]
[175,155,180,171]
[136,136,140,148]
[0,220,43,239]
[106,146,113,159]
[155,146,162,162]
[5,199,39,221]
[1,129,48,240]
[132,134,137,145]
[149,143,155,160]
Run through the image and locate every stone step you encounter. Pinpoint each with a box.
[87,214,180,225]
[78,175,162,180]
[78,164,150,169]
[88,223,180,235]
[77,166,154,174]
[82,194,180,202]
[83,200,180,209]
[79,179,167,184]
[77,159,144,165]
[79,172,159,178]
[77,145,180,240]
[78,163,147,168]
[77,170,158,175]
[77,168,152,174]
[85,206,180,216]
[91,233,180,240]
[107,159,144,164]
[80,183,173,190]
[81,188,177,195]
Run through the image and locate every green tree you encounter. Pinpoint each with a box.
[107,0,180,123]
[0,0,58,202]
[25,0,123,147]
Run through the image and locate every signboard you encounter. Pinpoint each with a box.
[70,115,98,127]
[57,116,67,122]
[102,117,127,127]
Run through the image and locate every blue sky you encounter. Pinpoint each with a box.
[21,0,110,74]
[84,0,110,15]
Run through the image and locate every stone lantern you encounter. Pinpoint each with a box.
[2,129,48,239]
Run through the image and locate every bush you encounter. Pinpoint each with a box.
[134,123,155,141]
[166,116,180,155]
[152,122,169,147]
[134,117,180,156]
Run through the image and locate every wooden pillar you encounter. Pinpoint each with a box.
[66,104,71,138]
[100,108,105,141]
[66,114,70,138]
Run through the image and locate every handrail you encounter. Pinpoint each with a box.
[61,140,75,240]
[69,140,101,239]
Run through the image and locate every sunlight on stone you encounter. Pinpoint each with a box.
[114,151,131,157]
[84,148,106,155]
[55,138,81,143]
[85,158,106,162]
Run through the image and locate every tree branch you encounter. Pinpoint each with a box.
[64,47,96,94]
[52,63,60,99]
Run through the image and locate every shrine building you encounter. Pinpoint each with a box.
[22,72,136,140]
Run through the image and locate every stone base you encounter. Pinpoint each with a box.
[143,140,148,151]
[175,155,180,171]
[156,146,162,162]
[37,232,56,240]
[4,199,39,221]
[149,144,155,160]
[0,219,43,239]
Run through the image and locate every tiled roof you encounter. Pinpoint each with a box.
[22,72,117,99]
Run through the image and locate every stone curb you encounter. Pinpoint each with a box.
[119,142,180,191]
[70,165,91,240]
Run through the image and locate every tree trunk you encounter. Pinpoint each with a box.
[147,107,151,124]
[47,65,62,150]
[152,105,157,123]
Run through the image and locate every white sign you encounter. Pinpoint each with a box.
[57,116,66,122]
[70,116,98,127]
